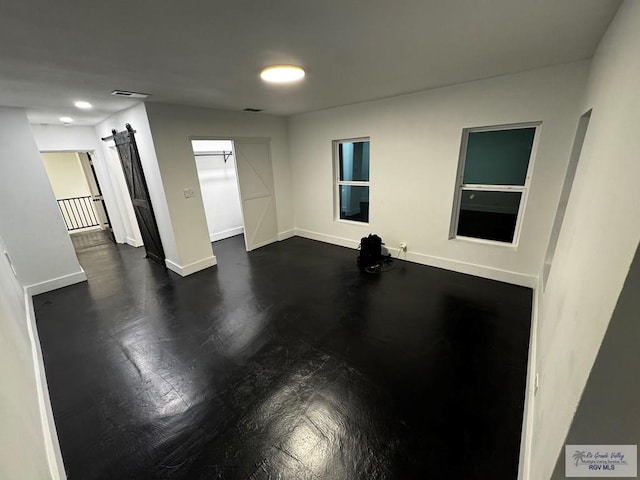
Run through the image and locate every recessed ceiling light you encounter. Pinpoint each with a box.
[260,65,305,83]
[74,101,93,109]
[59,117,74,124]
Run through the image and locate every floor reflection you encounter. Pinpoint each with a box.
[197,344,399,480]
[34,233,533,479]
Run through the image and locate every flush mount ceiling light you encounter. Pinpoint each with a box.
[59,116,74,124]
[260,65,305,83]
[74,100,93,109]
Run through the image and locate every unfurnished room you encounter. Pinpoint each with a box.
[0,1,639,479]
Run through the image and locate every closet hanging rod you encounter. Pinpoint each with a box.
[194,150,233,162]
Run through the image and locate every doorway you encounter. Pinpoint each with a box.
[191,138,278,254]
[192,140,245,250]
[40,150,114,250]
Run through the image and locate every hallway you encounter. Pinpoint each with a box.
[69,230,113,253]
[34,235,532,479]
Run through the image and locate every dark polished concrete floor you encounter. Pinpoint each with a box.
[34,234,532,479]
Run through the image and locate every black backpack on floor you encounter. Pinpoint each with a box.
[357,234,383,270]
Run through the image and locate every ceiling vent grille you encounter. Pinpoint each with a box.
[110,90,150,99]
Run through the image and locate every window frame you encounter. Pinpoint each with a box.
[449,122,541,247]
[333,137,371,225]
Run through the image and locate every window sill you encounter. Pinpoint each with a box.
[336,218,370,227]
[451,235,518,250]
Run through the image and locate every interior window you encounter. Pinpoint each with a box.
[451,125,539,244]
[335,139,370,223]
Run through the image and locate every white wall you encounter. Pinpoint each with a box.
[288,62,589,285]
[94,104,176,260]
[0,108,85,293]
[144,103,293,273]
[192,140,244,242]
[41,152,91,199]
[549,241,640,479]
[101,144,144,247]
[0,234,53,480]
[0,109,78,479]
[41,152,101,232]
[531,2,639,479]
[31,123,142,246]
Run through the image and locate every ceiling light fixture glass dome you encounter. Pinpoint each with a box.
[260,65,305,83]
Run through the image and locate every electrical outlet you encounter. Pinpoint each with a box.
[399,242,407,252]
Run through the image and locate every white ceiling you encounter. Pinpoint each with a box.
[0,0,621,126]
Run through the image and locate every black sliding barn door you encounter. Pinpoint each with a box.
[110,124,166,266]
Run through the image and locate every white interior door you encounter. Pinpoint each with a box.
[233,139,278,251]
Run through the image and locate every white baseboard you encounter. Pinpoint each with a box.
[517,273,542,480]
[247,237,279,251]
[165,255,217,277]
[24,294,66,480]
[25,269,87,296]
[400,249,536,287]
[277,229,295,241]
[295,228,360,249]
[210,226,244,242]
[125,236,143,248]
[294,228,536,287]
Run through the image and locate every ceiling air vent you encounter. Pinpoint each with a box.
[110,90,150,99]
[243,108,263,112]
